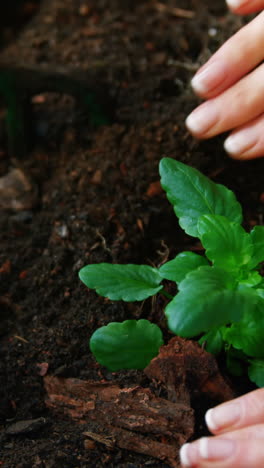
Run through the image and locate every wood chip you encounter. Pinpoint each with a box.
[6,417,47,435]
[145,337,236,404]
[154,2,195,19]
[0,260,11,274]
[146,181,163,197]
[91,169,102,185]
[44,376,194,467]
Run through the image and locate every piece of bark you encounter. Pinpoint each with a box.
[84,425,181,466]
[44,376,194,467]
[145,337,236,404]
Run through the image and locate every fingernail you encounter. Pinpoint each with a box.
[226,0,247,9]
[199,437,236,461]
[205,402,241,431]
[185,103,218,136]
[179,443,200,467]
[191,61,226,94]
[179,444,192,467]
[224,131,257,156]
[179,438,236,466]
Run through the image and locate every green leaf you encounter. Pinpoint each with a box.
[223,297,264,358]
[199,328,223,355]
[249,226,264,268]
[248,359,264,387]
[159,158,242,237]
[198,215,253,271]
[239,271,262,288]
[90,319,164,371]
[159,251,209,284]
[165,266,253,337]
[256,288,264,299]
[79,264,163,301]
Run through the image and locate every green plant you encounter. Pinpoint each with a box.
[79,158,264,386]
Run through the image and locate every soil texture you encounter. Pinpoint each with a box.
[0,1,263,467]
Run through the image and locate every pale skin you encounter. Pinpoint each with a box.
[185,0,264,160]
[180,388,264,467]
[180,2,264,465]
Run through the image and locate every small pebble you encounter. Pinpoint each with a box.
[208,27,218,37]
[55,224,69,239]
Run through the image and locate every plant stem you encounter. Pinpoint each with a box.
[160,289,173,300]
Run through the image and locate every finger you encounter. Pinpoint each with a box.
[205,388,264,434]
[185,61,264,139]
[224,112,264,159]
[180,435,264,468]
[221,424,264,440]
[226,0,264,15]
[190,11,264,98]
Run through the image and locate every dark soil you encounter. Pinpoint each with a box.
[0,1,263,467]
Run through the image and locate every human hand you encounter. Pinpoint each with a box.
[185,0,264,160]
[180,388,264,467]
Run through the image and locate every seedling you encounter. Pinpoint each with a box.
[79,158,264,386]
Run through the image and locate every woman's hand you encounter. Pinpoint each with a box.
[185,0,264,160]
[180,388,264,467]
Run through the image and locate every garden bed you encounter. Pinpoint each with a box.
[0,1,263,466]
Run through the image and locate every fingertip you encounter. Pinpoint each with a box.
[205,408,218,432]
[185,102,219,138]
[225,0,242,10]
[224,130,259,159]
[225,0,264,14]
[179,444,192,467]
[225,0,249,12]
[190,61,228,98]
[224,134,240,156]
[190,75,207,96]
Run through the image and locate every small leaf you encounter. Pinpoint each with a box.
[165,266,254,337]
[79,264,163,301]
[239,271,262,288]
[90,319,164,371]
[256,288,264,299]
[198,215,253,271]
[159,158,242,237]
[223,297,264,358]
[248,359,264,387]
[159,251,208,284]
[249,226,264,268]
[199,328,223,355]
